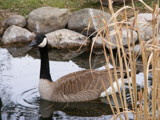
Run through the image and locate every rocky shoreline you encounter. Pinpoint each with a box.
[0,6,158,55]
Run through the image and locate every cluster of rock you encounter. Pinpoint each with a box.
[1,7,112,49]
[1,6,158,55]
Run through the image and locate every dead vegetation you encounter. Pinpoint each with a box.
[89,0,160,119]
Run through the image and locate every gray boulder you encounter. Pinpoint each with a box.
[2,15,26,29]
[46,29,88,49]
[2,25,35,44]
[68,8,113,36]
[92,27,138,49]
[27,7,70,34]
[129,13,160,41]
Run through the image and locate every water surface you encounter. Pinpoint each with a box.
[0,46,114,120]
[0,45,152,120]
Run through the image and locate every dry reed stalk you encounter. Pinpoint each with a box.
[89,0,160,119]
[92,1,129,119]
[150,5,159,120]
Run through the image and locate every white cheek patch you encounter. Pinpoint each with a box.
[38,38,47,48]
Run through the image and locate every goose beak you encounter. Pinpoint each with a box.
[28,40,37,47]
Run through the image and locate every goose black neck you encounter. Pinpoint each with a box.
[39,45,52,81]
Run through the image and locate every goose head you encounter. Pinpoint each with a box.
[28,33,47,48]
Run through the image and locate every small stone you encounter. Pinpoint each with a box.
[2,15,26,28]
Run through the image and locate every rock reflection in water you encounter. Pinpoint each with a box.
[5,44,107,69]
[6,46,32,57]
[28,48,106,69]
[40,99,112,120]
[28,48,87,61]
[72,51,106,69]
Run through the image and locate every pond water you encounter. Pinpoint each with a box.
[0,46,115,120]
[0,46,152,120]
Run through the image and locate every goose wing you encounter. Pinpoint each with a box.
[53,69,110,102]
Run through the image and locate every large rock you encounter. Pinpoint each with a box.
[2,25,35,44]
[27,7,70,34]
[45,29,88,49]
[129,13,160,41]
[68,8,113,36]
[2,15,26,29]
[92,27,138,49]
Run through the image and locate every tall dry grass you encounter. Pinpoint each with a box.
[90,0,160,119]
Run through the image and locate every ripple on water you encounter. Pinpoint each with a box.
[1,88,40,120]
[2,104,39,120]
[16,88,40,108]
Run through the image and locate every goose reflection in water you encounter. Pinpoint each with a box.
[39,99,112,120]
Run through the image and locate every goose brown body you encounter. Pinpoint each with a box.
[28,34,121,102]
[39,69,116,102]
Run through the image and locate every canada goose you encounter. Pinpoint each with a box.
[28,33,126,102]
